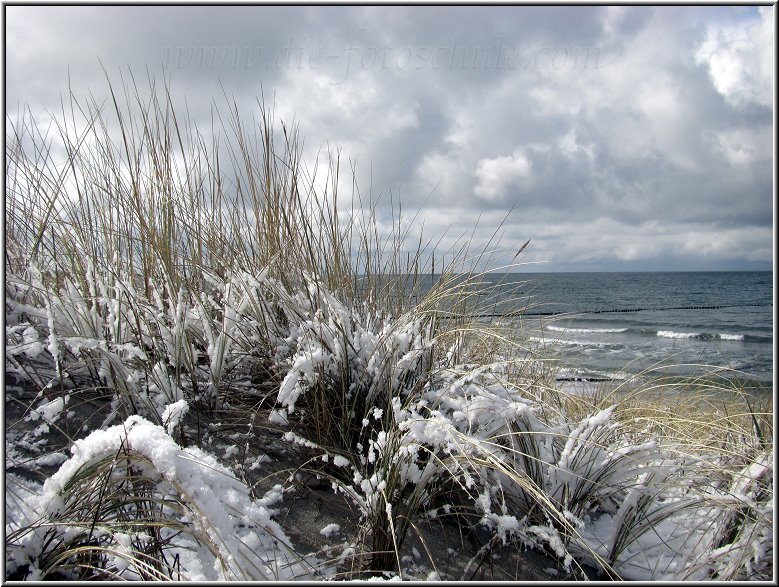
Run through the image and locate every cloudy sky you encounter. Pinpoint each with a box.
[5,5,775,272]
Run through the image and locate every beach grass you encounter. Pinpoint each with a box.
[4,76,773,581]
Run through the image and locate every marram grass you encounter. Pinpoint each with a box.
[5,75,773,581]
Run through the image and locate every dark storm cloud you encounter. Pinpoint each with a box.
[5,5,773,271]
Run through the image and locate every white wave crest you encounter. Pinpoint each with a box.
[529,336,612,348]
[657,330,699,339]
[546,325,628,334]
[656,330,746,341]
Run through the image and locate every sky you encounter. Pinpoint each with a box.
[4,5,775,272]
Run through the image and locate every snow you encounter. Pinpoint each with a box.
[333,454,350,468]
[29,395,70,423]
[21,326,46,359]
[34,452,68,467]
[63,336,105,357]
[269,409,290,425]
[161,399,189,435]
[320,523,341,537]
[482,513,522,544]
[527,525,573,568]
[12,415,314,580]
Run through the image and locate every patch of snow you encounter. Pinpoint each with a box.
[333,455,350,468]
[29,395,70,423]
[320,523,341,537]
[269,409,289,425]
[161,399,189,435]
[34,452,68,467]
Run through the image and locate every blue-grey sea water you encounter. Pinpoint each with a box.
[463,271,773,385]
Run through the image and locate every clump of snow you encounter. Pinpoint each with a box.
[320,523,341,537]
[527,525,573,569]
[332,454,351,468]
[34,452,68,467]
[362,573,402,581]
[21,326,46,359]
[269,409,289,425]
[161,399,189,435]
[29,395,70,424]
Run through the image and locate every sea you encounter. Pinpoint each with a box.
[463,271,773,388]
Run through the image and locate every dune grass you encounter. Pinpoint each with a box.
[4,75,773,581]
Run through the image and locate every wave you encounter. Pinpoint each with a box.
[532,325,773,347]
[656,330,745,341]
[546,325,628,334]
[656,330,699,339]
[532,326,764,344]
[529,336,622,349]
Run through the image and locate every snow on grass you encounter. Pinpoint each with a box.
[161,399,189,435]
[278,313,772,579]
[6,263,773,580]
[33,452,68,467]
[29,395,70,423]
[8,415,315,580]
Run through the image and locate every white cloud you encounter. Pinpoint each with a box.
[695,7,774,108]
[474,151,533,202]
